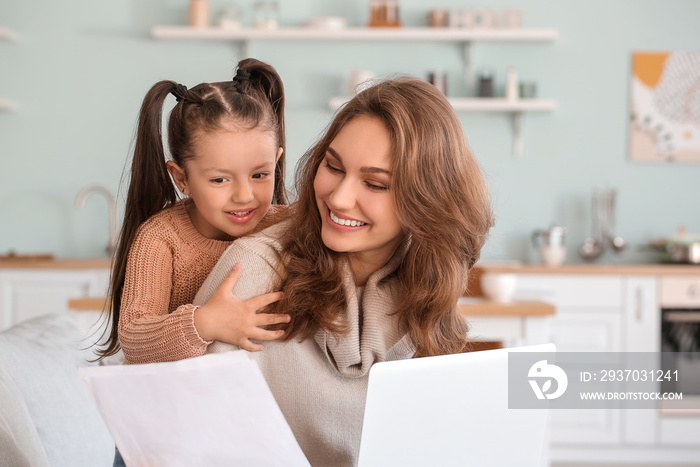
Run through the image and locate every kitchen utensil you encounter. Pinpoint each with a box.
[602,188,626,253]
[532,225,567,266]
[611,236,627,253]
[649,227,700,264]
[579,236,604,261]
[578,187,623,260]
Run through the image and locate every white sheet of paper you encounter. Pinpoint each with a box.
[80,351,310,467]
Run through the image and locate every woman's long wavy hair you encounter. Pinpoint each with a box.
[272,77,494,357]
[97,58,286,360]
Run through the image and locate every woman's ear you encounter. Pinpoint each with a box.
[276,147,284,162]
[166,161,188,194]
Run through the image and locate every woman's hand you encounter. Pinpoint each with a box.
[194,263,289,351]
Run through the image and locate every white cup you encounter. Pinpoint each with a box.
[480,273,518,303]
[540,245,566,267]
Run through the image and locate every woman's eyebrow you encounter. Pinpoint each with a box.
[326,147,392,176]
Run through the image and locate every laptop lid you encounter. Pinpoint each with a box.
[357,343,554,467]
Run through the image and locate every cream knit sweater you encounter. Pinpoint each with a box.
[193,221,414,467]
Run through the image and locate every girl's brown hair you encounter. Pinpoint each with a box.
[98,58,286,359]
[271,77,493,357]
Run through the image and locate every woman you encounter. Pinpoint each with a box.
[192,77,493,466]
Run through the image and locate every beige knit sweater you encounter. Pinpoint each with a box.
[193,221,414,467]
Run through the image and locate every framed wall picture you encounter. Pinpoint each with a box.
[629,51,700,163]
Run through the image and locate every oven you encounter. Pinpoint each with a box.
[659,276,700,414]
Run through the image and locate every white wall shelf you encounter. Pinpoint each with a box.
[0,26,18,41]
[151,26,558,42]
[152,25,558,158]
[330,97,557,112]
[330,97,557,158]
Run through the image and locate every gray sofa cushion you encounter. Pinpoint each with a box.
[0,370,49,467]
[0,312,115,467]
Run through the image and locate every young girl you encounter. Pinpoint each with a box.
[192,77,494,466]
[97,58,291,365]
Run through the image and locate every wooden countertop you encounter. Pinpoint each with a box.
[0,258,112,269]
[458,298,555,316]
[68,297,110,311]
[69,296,555,317]
[475,263,700,276]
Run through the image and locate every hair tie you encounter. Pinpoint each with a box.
[233,69,251,82]
[171,84,188,102]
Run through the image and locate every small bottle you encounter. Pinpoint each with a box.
[428,70,447,95]
[188,0,210,28]
[505,67,519,101]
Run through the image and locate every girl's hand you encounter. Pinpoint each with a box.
[194,263,289,351]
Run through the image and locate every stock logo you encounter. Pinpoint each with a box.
[528,360,568,400]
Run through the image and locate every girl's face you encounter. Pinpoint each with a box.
[314,116,405,275]
[168,124,282,240]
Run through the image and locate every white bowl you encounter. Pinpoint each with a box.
[480,273,518,303]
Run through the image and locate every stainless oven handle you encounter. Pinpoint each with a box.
[663,311,700,323]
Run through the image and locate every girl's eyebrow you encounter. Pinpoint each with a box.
[203,162,274,174]
[326,147,392,176]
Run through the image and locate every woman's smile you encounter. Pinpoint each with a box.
[328,209,368,228]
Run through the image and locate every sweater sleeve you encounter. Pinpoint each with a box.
[194,238,283,306]
[118,224,210,364]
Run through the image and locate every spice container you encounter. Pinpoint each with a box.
[369,0,402,27]
[188,0,210,28]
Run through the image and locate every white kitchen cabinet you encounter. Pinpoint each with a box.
[0,268,110,331]
[510,272,700,465]
[514,275,625,446]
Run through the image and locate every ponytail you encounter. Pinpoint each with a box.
[98,81,181,359]
[235,58,287,205]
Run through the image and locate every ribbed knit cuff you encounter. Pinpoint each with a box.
[179,304,213,348]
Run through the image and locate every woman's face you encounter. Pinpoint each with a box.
[314,116,405,274]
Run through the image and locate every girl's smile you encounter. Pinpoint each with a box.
[169,124,282,240]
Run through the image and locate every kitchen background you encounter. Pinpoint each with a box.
[1,0,699,263]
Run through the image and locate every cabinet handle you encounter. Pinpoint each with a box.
[636,287,643,323]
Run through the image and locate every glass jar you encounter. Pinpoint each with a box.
[254,1,279,29]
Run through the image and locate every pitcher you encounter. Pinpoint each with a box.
[531,225,567,266]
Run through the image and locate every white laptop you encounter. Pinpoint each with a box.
[357,343,554,467]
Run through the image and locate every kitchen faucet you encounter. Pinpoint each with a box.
[75,185,118,257]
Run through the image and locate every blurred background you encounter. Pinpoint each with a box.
[1,0,699,263]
